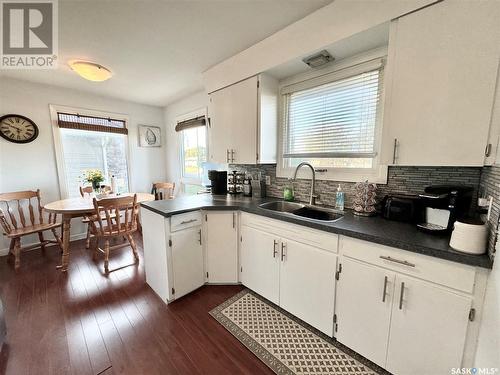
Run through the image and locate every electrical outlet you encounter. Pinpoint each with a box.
[265,176,271,185]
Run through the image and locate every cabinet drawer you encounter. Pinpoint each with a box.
[170,211,202,232]
[241,212,338,253]
[340,236,476,293]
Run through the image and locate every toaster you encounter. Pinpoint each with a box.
[381,195,421,223]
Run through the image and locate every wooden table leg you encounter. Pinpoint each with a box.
[56,214,71,272]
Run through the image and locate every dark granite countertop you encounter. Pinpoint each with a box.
[141,194,493,269]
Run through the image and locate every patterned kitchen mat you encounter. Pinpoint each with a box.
[210,289,388,375]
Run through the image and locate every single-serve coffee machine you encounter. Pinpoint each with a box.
[207,170,227,195]
[417,185,473,233]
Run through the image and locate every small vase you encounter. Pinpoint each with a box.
[92,180,100,192]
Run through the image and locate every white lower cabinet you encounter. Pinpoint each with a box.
[335,257,394,367]
[279,239,336,335]
[386,275,471,375]
[240,225,280,304]
[171,227,204,300]
[205,211,238,283]
[240,221,337,335]
[336,246,474,374]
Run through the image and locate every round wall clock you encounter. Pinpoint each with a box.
[0,114,39,144]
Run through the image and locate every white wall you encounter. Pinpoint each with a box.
[163,90,208,186]
[0,77,166,252]
[202,0,436,92]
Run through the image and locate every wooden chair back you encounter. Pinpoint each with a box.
[0,190,55,235]
[90,195,138,236]
[152,182,175,200]
[80,185,112,197]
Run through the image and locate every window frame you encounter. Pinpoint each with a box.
[276,49,389,183]
[49,104,132,198]
[176,107,208,192]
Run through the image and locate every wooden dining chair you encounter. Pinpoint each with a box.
[79,185,113,249]
[89,194,139,273]
[151,182,175,200]
[0,190,63,270]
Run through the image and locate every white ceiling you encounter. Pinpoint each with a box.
[0,0,332,107]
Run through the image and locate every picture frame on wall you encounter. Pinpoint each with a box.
[138,125,161,147]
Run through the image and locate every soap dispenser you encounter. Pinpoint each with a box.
[335,184,345,211]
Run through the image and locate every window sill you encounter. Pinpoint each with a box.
[276,164,388,184]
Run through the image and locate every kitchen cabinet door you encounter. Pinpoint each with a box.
[279,239,336,335]
[205,211,238,283]
[384,1,500,166]
[229,76,258,164]
[386,275,471,375]
[240,225,280,304]
[171,227,204,300]
[335,257,394,367]
[208,87,232,163]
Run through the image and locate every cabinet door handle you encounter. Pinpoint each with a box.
[273,240,278,258]
[198,229,202,245]
[226,149,230,163]
[392,138,398,164]
[379,255,415,268]
[399,282,405,310]
[231,149,235,163]
[281,242,286,262]
[232,212,235,228]
[180,219,197,225]
[382,276,388,303]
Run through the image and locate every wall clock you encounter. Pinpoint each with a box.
[0,114,39,144]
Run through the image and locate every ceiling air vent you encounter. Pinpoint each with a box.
[302,50,334,69]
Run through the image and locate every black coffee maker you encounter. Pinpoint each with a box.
[417,185,473,233]
[208,170,227,195]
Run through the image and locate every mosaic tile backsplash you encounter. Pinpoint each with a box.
[229,163,498,259]
[230,164,481,209]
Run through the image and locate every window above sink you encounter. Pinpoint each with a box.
[276,48,389,184]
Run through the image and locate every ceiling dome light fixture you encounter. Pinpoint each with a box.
[68,60,113,82]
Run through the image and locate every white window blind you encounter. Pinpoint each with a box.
[283,63,382,160]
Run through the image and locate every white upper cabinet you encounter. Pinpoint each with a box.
[205,211,238,283]
[383,0,500,166]
[207,74,278,164]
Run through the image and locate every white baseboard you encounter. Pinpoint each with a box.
[0,232,87,257]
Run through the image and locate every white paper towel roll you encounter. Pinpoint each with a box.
[449,220,488,255]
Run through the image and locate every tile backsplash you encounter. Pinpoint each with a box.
[229,164,481,209]
[479,165,500,258]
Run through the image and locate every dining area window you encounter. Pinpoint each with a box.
[54,111,130,197]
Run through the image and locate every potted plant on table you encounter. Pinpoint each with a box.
[83,169,104,193]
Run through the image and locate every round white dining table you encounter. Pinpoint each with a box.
[44,193,154,272]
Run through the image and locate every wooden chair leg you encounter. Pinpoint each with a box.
[127,234,139,262]
[38,232,46,254]
[8,239,15,256]
[51,228,64,253]
[85,224,91,249]
[14,238,21,270]
[104,239,110,273]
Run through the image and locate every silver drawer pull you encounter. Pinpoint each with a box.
[379,255,415,268]
[399,282,405,310]
[382,276,388,303]
[180,219,197,225]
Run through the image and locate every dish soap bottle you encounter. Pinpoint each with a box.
[283,179,294,202]
[335,184,344,211]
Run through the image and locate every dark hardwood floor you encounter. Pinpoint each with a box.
[0,234,273,375]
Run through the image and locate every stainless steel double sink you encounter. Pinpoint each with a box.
[258,201,344,222]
